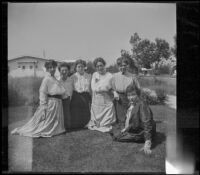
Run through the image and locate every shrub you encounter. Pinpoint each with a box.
[140,87,168,105]
[156,64,171,75]
[155,87,168,105]
[141,88,158,105]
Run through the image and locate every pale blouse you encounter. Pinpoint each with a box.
[59,76,73,99]
[71,72,92,93]
[125,104,134,128]
[112,72,140,93]
[91,72,113,92]
[39,73,66,106]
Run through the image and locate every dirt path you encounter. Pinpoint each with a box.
[8,106,33,172]
[166,95,176,109]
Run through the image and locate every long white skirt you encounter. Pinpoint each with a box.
[88,92,116,133]
[11,98,66,138]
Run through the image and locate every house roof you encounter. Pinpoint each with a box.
[141,68,152,71]
[8,56,76,63]
[8,56,47,62]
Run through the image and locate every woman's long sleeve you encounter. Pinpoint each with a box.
[132,76,141,95]
[39,78,48,106]
[88,74,92,95]
[139,102,153,141]
[91,73,96,91]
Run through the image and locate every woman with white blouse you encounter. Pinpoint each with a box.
[112,57,141,125]
[87,57,116,133]
[11,60,66,137]
[70,59,92,129]
[58,62,73,130]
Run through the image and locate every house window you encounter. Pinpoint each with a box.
[18,65,21,68]
[30,65,33,69]
[22,66,25,69]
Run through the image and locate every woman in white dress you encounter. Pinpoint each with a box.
[11,60,66,137]
[87,57,116,133]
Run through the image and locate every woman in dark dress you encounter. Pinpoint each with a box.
[70,59,92,129]
[58,62,73,130]
[111,85,156,154]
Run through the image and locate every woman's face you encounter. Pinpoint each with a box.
[60,66,69,79]
[96,61,105,74]
[47,66,56,76]
[76,63,85,75]
[127,91,137,103]
[119,62,129,74]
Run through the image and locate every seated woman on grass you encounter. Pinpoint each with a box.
[110,84,156,155]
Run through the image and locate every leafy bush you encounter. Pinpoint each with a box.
[141,88,158,105]
[140,87,168,105]
[155,88,168,104]
[156,64,171,75]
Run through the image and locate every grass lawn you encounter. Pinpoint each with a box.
[138,76,176,95]
[8,104,176,173]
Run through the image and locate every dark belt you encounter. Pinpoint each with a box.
[117,91,126,95]
[47,94,62,99]
[74,90,89,95]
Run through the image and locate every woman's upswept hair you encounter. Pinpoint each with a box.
[58,62,71,72]
[75,59,86,67]
[116,57,122,66]
[44,60,57,69]
[121,57,130,65]
[93,57,106,67]
[74,59,86,71]
[116,57,130,67]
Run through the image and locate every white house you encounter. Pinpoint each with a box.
[8,56,76,78]
[140,68,154,76]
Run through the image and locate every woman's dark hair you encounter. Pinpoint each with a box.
[58,62,71,72]
[116,57,130,67]
[93,57,106,67]
[44,60,57,69]
[116,57,122,66]
[121,57,130,66]
[126,84,141,97]
[74,59,86,70]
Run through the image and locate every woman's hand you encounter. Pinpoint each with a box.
[113,91,120,101]
[121,128,127,133]
[140,140,152,155]
[41,105,48,121]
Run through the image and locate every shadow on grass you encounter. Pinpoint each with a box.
[152,132,166,149]
[65,127,88,133]
[155,120,163,124]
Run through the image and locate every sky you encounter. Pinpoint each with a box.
[8,3,176,66]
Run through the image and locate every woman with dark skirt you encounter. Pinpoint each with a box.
[112,57,141,126]
[58,62,73,130]
[70,59,92,129]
